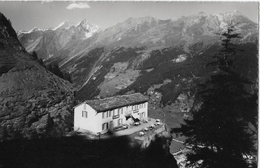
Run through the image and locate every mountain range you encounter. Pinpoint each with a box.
[18,10,257,61]
[18,10,258,107]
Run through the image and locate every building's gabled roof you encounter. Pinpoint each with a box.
[76,93,148,112]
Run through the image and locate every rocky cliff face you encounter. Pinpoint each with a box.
[0,13,75,140]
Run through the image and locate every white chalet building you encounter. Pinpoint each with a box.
[74,93,149,134]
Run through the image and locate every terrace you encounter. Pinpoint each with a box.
[74,118,165,140]
[114,118,164,136]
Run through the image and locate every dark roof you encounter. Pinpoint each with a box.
[77,93,148,112]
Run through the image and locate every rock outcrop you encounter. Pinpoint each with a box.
[0,13,74,140]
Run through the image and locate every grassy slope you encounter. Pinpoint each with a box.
[76,46,144,101]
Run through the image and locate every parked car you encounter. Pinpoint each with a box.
[155,122,161,126]
[134,122,140,126]
[156,119,160,122]
[149,124,155,129]
[143,127,149,131]
[122,125,128,129]
[139,131,145,136]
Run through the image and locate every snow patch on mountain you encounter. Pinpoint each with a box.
[53,21,75,30]
[219,22,228,29]
[19,27,47,34]
[173,54,188,63]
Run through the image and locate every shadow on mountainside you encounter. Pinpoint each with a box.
[0,135,178,168]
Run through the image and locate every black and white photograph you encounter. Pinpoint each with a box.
[0,1,258,168]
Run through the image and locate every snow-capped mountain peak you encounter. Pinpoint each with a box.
[53,20,75,31]
[78,19,101,30]
[212,10,251,23]
[19,19,102,41]
[27,27,47,33]
[125,16,159,25]
[76,19,90,28]
[74,19,102,39]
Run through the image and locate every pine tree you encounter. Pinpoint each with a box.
[63,72,73,83]
[31,51,38,60]
[172,24,257,168]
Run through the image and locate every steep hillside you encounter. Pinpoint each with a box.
[0,13,75,140]
[75,42,257,105]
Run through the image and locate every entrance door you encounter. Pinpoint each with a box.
[110,121,113,131]
[140,112,145,120]
[118,118,123,126]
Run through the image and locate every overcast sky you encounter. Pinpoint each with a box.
[0,1,258,31]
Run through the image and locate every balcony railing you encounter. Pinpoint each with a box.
[112,115,119,119]
[133,109,139,113]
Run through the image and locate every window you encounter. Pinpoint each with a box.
[102,112,108,119]
[144,103,146,108]
[121,108,123,114]
[109,111,112,117]
[113,109,119,116]
[102,122,108,130]
[82,111,88,118]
